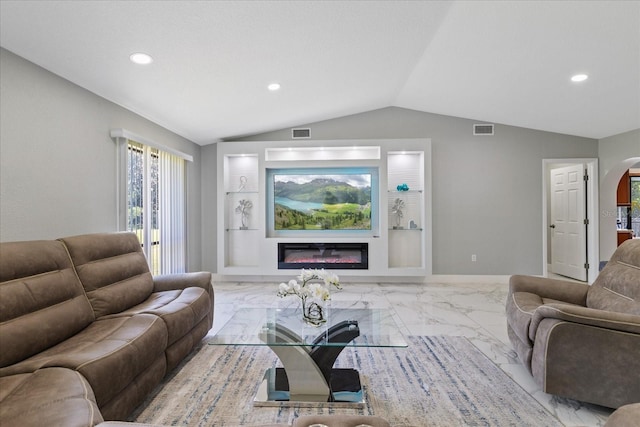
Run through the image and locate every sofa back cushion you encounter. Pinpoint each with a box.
[587,239,640,315]
[0,240,95,368]
[59,232,153,318]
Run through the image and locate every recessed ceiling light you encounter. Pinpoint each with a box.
[129,52,153,65]
[267,83,281,91]
[571,74,588,82]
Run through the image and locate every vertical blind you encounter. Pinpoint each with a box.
[126,140,186,274]
[158,148,186,274]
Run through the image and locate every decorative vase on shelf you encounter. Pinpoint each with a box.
[277,268,341,327]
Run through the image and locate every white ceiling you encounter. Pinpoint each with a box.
[1,1,638,145]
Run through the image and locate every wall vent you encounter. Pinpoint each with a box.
[291,128,311,139]
[473,124,494,136]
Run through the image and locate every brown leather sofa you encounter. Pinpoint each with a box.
[0,232,214,426]
[506,239,640,408]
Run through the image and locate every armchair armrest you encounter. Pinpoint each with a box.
[531,303,640,337]
[509,275,589,306]
[153,272,213,295]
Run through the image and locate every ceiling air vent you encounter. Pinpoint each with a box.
[473,124,494,136]
[291,128,311,139]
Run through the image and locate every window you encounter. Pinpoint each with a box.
[113,130,188,275]
[127,141,160,273]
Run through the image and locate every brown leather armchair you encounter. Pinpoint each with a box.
[506,239,640,408]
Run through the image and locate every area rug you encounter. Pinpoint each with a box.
[130,336,562,426]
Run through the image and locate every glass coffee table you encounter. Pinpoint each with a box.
[208,307,407,407]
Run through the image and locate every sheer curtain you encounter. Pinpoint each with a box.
[158,149,186,274]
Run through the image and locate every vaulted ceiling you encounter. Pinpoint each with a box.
[1,1,638,145]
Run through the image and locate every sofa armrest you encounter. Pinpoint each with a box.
[531,313,640,407]
[532,303,640,336]
[605,403,640,427]
[509,274,589,306]
[153,272,213,295]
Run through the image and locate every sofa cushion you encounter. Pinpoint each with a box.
[587,239,640,315]
[0,368,103,427]
[100,288,211,346]
[153,272,215,327]
[0,240,95,368]
[507,324,533,369]
[60,232,154,318]
[0,314,168,408]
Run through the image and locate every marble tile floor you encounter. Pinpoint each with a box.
[207,280,615,427]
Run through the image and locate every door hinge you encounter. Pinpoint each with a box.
[584,219,589,225]
[584,173,589,181]
[584,263,589,269]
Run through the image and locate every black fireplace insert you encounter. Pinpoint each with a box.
[277,242,368,270]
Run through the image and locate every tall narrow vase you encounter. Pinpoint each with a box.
[301,297,326,326]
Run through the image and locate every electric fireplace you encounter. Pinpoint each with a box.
[277,242,368,270]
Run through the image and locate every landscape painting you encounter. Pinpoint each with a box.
[272,170,372,230]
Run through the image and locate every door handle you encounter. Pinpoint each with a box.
[549,224,556,229]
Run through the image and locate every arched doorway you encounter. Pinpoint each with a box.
[600,157,640,263]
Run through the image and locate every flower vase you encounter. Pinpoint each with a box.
[277,268,341,327]
[301,296,326,326]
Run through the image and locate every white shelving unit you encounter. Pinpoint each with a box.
[216,140,431,277]
[387,152,425,270]
[221,154,260,269]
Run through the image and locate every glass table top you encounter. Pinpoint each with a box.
[208,307,407,348]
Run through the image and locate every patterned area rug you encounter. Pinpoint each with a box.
[130,336,562,426]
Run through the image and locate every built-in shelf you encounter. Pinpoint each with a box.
[387,152,425,269]
[217,139,431,276]
[226,191,259,195]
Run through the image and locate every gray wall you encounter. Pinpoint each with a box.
[232,107,598,275]
[201,143,217,273]
[0,48,203,272]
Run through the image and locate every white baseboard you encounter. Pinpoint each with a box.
[212,273,510,284]
[424,275,510,284]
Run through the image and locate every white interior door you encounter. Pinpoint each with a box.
[550,164,587,281]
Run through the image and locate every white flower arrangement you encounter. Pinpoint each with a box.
[277,268,342,302]
[277,269,342,325]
